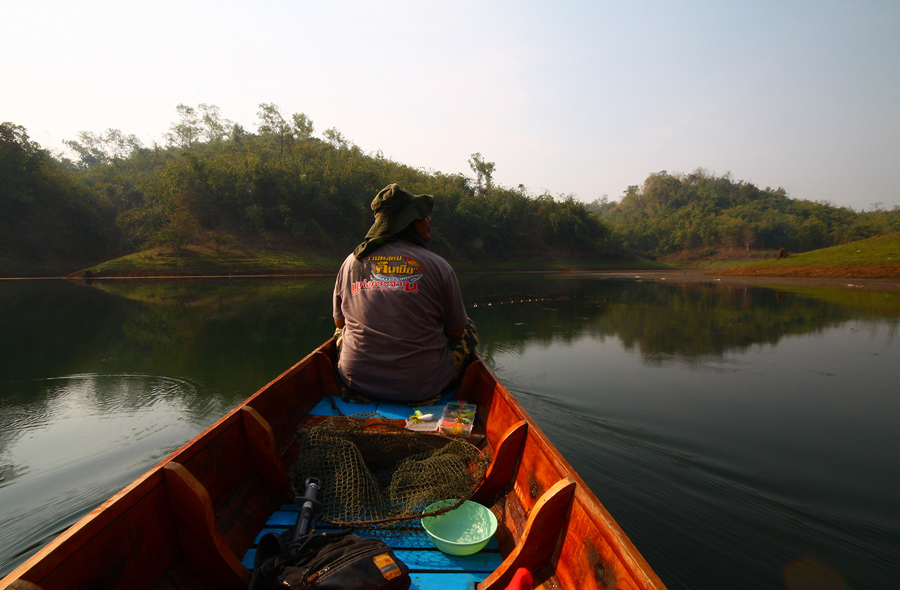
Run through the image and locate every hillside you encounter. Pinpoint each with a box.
[4,109,899,278]
[2,110,618,277]
[593,170,898,257]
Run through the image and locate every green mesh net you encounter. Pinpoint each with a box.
[291,413,491,528]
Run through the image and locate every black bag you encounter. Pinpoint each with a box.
[249,530,411,590]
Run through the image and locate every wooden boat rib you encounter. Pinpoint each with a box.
[1,340,667,590]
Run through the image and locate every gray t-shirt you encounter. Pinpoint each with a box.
[333,242,468,401]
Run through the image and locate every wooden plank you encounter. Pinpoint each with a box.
[242,542,502,576]
[265,507,300,527]
[512,429,566,515]
[8,471,181,590]
[162,462,251,589]
[240,406,291,496]
[173,414,275,557]
[179,413,254,511]
[247,349,336,454]
[215,478,283,560]
[456,359,489,402]
[411,572,486,590]
[473,420,527,505]
[299,409,486,447]
[553,486,668,590]
[397,549,502,573]
[478,478,576,590]
[491,494,528,555]
[248,516,505,551]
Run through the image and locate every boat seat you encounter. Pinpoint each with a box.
[478,478,576,590]
[164,461,252,589]
[158,407,291,590]
[307,387,457,419]
[302,387,486,446]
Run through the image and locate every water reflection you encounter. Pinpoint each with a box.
[459,275,899,365]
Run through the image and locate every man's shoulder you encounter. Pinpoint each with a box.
[337,252,359,272]
[375,243,451,267]
[404,245,454,272]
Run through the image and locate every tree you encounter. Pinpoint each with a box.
[229,123,247,147]
[63,129,142,168]
[198,103,231,143]
[742,226,757,251]
[1,122,116,268]
[257,103,292,154]
[798,217,828,250]
[292,113,314,140]
[468,152,495,195]
[167,104,201,150]
[1,122,45,201]
[323,127,349,149]
[64,131,107,168]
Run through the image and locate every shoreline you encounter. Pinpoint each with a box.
[4,268,900,294]
[583,268,900,293]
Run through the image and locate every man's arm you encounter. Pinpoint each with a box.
[445,326,465,339]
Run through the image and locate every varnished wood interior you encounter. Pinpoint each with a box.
[1,340,667,590]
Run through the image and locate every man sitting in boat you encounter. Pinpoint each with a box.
[333,183,477,403]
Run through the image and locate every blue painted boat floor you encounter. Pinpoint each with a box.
[242,391,501,589]
[243,504,502,590]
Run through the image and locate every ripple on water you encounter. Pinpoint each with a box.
[0,373,218,576]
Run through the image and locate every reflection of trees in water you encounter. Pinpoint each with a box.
[0,279,336,410]
[91,278,337,396]
[0,280,129,395]
[0,278,340,489]
[467,278,876,365]
[3,275,894,407]
[609,282,845,359]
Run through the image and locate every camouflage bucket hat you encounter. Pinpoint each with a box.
[365,183,434,239]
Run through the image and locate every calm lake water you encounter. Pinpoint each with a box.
[1,274,898,588]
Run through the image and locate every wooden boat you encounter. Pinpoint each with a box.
[1,340,668,590]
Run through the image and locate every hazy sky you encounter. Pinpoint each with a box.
[3,0,898,211]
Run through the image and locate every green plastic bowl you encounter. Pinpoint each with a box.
[421,500,498,555]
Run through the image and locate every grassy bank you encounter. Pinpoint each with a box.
[74,245,341,277]
[8,235,898,280]
[65,244,666,278]
[714,232,900,279]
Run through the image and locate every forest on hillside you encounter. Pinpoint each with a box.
[591,170,898,256]
[1,105,612,273]
[3,103,898,274]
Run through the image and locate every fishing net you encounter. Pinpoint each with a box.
[291,413,491,528]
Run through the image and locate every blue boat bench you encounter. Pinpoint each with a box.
[242,391,501,589]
